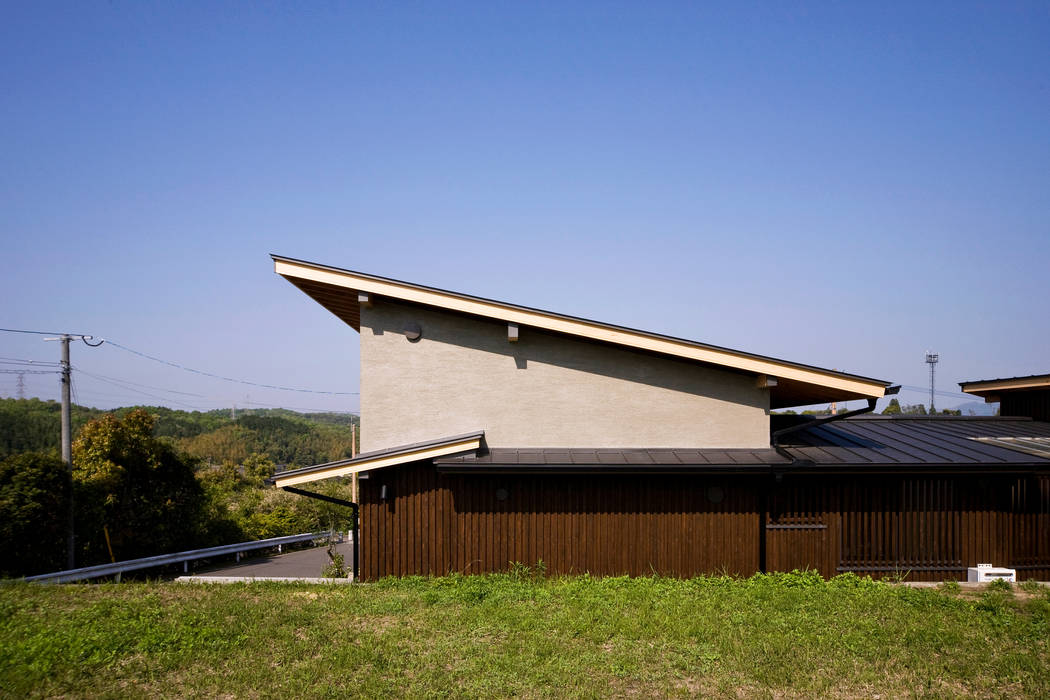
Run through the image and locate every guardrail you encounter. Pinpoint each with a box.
[24,530,340,584]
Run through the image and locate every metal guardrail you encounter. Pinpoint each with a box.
[24,530,339,584]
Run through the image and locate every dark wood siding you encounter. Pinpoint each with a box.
[361,463,760,578]
[359,465,1050,582]
[1002,391,1050,423]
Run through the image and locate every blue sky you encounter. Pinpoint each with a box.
[2,1,1047,415]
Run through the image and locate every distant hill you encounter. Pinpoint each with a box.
[0,398,358,468]
[953,401,999,417]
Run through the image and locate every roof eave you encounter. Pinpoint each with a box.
[272,254,891,406]
[270,431,485,488]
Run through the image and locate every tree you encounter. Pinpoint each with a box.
[882,399,902,415]
[72,409,204,563]
[0,452,70,577]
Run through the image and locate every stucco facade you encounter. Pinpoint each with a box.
[359,301,770,451]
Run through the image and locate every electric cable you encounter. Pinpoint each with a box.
[102,340,358,395]
[0,327,95,337]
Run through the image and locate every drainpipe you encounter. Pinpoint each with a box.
[280,486,359,581]
[770,386,900,473]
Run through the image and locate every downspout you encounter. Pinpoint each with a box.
[770,386,900,473]
[760,386,898,574]
[280,486,359,582]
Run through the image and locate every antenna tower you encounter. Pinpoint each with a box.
[925,351,939,414]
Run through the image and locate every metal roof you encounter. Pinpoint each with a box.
[434,418,1050,474]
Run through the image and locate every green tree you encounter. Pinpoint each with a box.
[0,452,70,577]
[882,398,902,415]
[73,409,204,564]
[242,452,276,484]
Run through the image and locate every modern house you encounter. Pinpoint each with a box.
[271,255,1050,581]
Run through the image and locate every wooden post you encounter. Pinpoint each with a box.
[351,422,358,504]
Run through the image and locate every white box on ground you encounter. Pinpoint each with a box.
[967,563,1016,583]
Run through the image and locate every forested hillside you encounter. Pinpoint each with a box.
[0,398,358,467]
[1,400,359,576]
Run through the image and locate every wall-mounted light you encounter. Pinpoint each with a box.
[402,322,422,342]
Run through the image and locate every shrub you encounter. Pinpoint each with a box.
[0,452,71,576]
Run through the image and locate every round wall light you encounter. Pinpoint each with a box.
[402,322,422,342]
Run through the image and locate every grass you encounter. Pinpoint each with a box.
[1,571,1048,698]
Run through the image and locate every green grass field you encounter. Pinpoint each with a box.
[1,572,1047,698]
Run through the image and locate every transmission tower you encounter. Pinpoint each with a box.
[16,372,25,399]
[925,351,939,414]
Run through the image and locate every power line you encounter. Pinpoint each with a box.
[0,356,62,366]
[0,327,95,337]
[4,327,358,396]
[73,371,208,410]
[0,369,60,375]
[72,366,207,397]
[103,340,359,395]
[70,371,80,413]
[71,363,359,413]
[898,384,976,400]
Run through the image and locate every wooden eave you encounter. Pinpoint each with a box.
[270,432,484,488]
[960,374,1050,402]
[272,254,891,408]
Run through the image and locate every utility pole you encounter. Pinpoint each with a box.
[42,332,102,570]
[44,334,75,569]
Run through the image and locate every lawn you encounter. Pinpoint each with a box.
[1,572,1047,698]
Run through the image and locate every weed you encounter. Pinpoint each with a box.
[1018,578,1042,594]
[320,542,346,578]
[987,578,1013,594]
[882,566,912,583]
[938,580,962,594]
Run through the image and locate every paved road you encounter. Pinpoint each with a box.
[189,539,354,579]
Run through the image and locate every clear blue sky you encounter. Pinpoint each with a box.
[2,1,1047,415]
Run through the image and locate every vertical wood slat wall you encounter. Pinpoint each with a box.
[360,465,1050,581]
[362,464,760,579]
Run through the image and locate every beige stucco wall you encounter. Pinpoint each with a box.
[359,301,770,451]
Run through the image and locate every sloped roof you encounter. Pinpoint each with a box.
[272,254,892,409]
[269,431,484,488]
[434,418,1050,473]
[960,373,1050,400]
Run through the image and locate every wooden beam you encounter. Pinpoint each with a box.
[756,374,778,389]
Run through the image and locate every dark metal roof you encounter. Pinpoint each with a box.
[434,418,1050,474]
[779,416,1050,467]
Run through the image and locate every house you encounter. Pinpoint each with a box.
[270,255,1050,581]
[961,373,1050,423]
